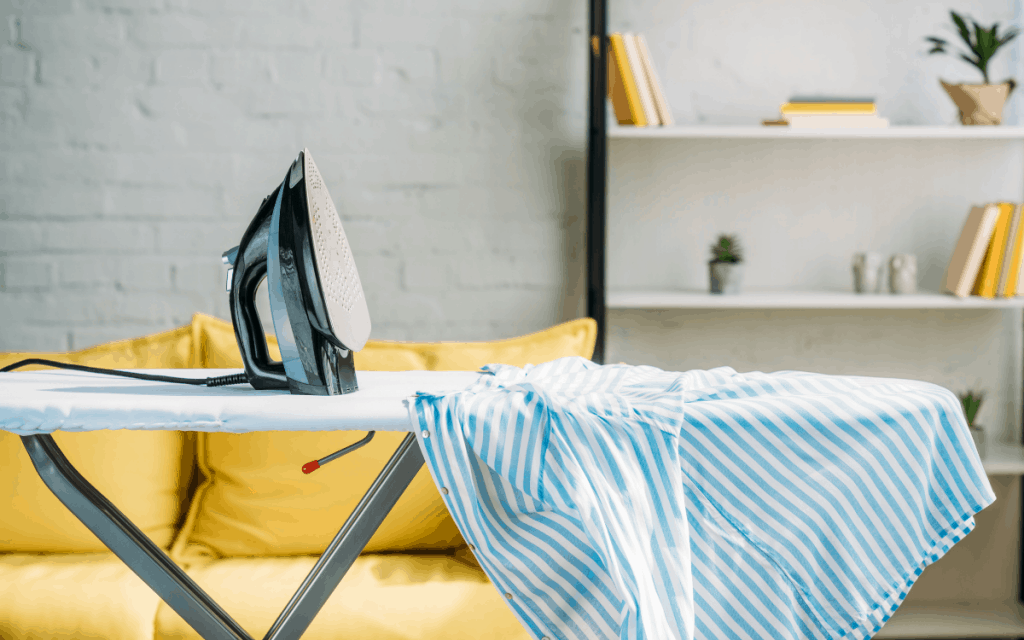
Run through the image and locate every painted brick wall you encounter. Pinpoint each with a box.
[0,0,588,351]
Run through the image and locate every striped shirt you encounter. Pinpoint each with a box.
[411,357,994,640]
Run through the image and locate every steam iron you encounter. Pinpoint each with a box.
[222,149,371,395]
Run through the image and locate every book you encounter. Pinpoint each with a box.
[606,57,632,124]
[944,203,1001,297]
[788,96,875,103]
[1015,217,1024,297]
[786,114,889,128]
[622,33,659,126]
[607,33,646,126]
[781,102,877,115]
[972,202,1014,298]
[998,203,1024,296]
[635,33,673,126]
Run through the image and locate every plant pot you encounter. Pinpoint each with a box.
[709,261,743,294]
[970,425,986,459]
[941,80,1016,125]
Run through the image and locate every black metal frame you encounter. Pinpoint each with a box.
[20,432,424,640]
[586,0,608,364]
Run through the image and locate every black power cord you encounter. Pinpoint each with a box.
[1,358,249,388]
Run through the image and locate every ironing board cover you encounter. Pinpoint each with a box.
[0,369,480,434]
[411,357,995,640]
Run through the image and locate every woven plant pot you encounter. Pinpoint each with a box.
[941,80,1016,125]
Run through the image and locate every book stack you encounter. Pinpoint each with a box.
[944,203,1024,298]
[607,33,673,127]
[763,97,889,128]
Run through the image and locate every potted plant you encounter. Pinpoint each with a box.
[709,234,743,294]
[958,389,986,457]
[925,10,1018,125]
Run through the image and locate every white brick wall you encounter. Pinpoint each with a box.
[0,0,588,350]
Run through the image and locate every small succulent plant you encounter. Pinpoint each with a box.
[710,234,743,264]
[925,10,1019,85]
[958,390,984,428]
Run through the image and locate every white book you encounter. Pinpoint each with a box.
[635,33,673,126]
[787,114,889,128]
[622,33,660,126]
[943,203,1001,297]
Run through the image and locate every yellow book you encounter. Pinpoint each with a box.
[606,55,633,124]
[781,102,876,114]
[973,202,1014,298]
[607,33,647,126]
[1003,204,1024,296]
[623,33,659,125]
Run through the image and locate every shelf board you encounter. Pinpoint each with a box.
[607,290,1024,310]
[608,125,1024,139]
[981,442,1024,475]
[874,600,1024,638]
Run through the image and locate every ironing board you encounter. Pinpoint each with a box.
[0,368,482,640]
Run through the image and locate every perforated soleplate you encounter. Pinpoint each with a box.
[304,149,371,352]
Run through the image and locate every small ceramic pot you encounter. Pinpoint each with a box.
[941,80,1016,125]
[709,261,743,294]
[970,426,986,459]
[852,252,885,293]
[889,254,917,294]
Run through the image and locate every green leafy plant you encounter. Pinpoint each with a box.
[958,390,984,428]
[925,10,1019,84]
[710,234,742,264]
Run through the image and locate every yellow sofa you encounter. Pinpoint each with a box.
[0,314,597,640]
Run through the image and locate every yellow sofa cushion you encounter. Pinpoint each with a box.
[0,326,194,553]
[154,553,532,640]
[174,316,597,558]
[0,553,164,640]
[354,319,599,371]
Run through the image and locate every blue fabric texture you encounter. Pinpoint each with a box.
[411,357,995,640]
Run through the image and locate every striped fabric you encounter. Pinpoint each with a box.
[410,357,994,640]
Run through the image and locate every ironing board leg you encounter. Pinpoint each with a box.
[20,434,254,640]
[262,432,424,640]
[22,432,425,640]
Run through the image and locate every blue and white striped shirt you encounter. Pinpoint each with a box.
[411,357,994,640]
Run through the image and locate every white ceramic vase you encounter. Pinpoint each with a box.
[709,262,743,294]
[852,252,885,293]
[889,254,917,294]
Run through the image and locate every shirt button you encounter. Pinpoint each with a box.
[421,430,429,438]
[504,592,513,600]
[440,487,449,495]
[468,543,476,551]
[541,637,550,640]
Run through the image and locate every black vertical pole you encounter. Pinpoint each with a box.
[586,0,608,364]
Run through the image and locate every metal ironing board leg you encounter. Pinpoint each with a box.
[21,432,425,640]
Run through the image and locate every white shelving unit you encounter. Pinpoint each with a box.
[874,601,1024,639]
[609,290,1024,310]
[605,122,1024,639]
[609,125,1024,139]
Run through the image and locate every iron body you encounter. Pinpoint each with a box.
[224,149,370,395]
